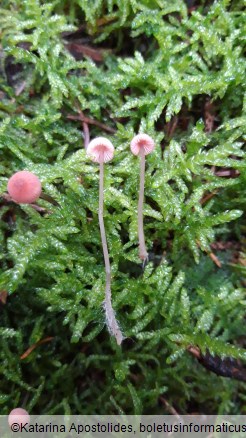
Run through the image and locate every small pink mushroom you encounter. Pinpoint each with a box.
[130,133,155,262]
[7,171,41,204]
[87,137,114,163]
[130,133,155,156]
[8,408,30,427]
[87,137,123,345]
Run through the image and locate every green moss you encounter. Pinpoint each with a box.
[0,0,245,414]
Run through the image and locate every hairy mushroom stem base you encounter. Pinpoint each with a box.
[99,155,123,345]
[138,147,148,262]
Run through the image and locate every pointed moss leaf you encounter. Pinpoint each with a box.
[166,94,182,121]
[127,383,142,414]
[196,310,214,333]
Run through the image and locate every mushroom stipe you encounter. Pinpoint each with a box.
[87,137,124,345]
[130,133,155,263]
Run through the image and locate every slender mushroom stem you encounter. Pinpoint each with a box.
[130,133,155,264]
[99,154,123,345]
[138,147,148,262]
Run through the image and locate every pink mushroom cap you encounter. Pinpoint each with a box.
[7,171,42,204]
[8,408,30,427]
[130,133,155,156]
[87,137,114,163]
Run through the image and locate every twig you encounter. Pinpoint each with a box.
[0,290,8,304]
[20,337,54,360]
[96,16,118,27]
[215,169,240,177]
[200,190,218,205]
[208,251,222,268]
[1,193,53,213]
[65,43,104,62]
[159,396,182,419]
[39,192,59,206]
[78,109,90,149]
[73,103,90,149]
[187,345,201,359]
[196,240,221,268]
[166,116,178,139]
[67,114,116,134]
[204,99,215,133]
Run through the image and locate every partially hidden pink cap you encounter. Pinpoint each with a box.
[8,408,30,426]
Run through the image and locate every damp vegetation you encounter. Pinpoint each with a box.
[0,0,245,415]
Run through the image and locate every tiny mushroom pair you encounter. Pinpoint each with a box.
[87,133,155,345]
[7,133,155,345]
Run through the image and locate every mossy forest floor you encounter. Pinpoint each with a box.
[0,0,245,414]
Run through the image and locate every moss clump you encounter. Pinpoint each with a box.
[0,0,245,414]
